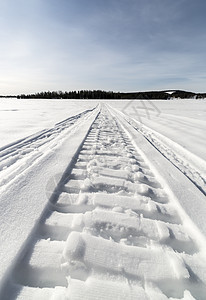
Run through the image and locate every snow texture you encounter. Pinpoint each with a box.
[0,100,206,300]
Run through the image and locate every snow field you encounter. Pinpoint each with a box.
[106,99,206,197]
[106,99,206,161]
[0,107,96,192]
[112,107,206,195]
[0,98,98,149]
[1,106,205,299]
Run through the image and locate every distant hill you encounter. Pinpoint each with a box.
[1,89,206,99]
[119,90,206,99]
[164,90,206,99]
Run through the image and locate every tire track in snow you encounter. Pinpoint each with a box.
[134,122,206,196]
[1,106,206,300]
[0,107,96,190]
[110,105,206,196]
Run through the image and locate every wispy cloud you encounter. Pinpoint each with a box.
[0,0,206,94]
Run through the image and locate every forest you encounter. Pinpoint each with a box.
[15,90,206,99]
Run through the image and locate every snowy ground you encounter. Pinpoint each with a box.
[0,98,97,149]
[107,99,206,194]
[106,99,206,159]
[0,99,206,300]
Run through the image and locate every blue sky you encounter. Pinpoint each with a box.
[0,0,206,94]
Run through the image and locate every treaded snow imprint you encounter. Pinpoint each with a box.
[1,105,206,300]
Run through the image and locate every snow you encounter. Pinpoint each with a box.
[0,99,206,299]
[0,98,97,149]
[107,99,206,160]
[107,99,206,194]
[63,231,189,281]
[112,108,206,241]
[0,107,98,292]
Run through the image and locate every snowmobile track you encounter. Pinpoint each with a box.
[2,107,206,300]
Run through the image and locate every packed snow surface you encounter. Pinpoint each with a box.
[0,99,206,300]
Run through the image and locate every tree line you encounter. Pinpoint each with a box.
[17,90,171,99]
[17,90,121,99]
[2,89,206,99]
